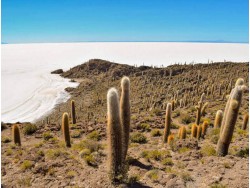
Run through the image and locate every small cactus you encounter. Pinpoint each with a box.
[163,103,172,143]
[201,121,209,137]
[217,79,246,156]
[180,126,186,139]
[196,126,202,140]
[214,110,223,128]
[168,134,175,144]
[107,88,122,182]
[12,124,21,146]
[62,113,71,147]
[71,100,76,124]
[191,124,197,138]
[178,127,182,138]
[242,113,249,130]
[120,77,130,162]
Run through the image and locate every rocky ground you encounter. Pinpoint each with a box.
[1,59,249,187]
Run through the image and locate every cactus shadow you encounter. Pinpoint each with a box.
[128,182,151,188]
[130,159,153,170]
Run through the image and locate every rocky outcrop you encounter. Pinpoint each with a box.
[51,69,63,74]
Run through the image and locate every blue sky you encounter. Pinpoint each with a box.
[2,0,249,43]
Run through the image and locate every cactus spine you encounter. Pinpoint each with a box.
[120,77,130,162]
[163,103,172,143]
[71,100,76,124]
[12,124,21,146]
[242,113,249,130]
[214,110,223,128]
[191,124,197,138]
[107,88,122,182]
[62,113,71,147]
[217,79,246,156]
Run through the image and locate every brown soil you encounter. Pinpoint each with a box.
[1,59,249,188]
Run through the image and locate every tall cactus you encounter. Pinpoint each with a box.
[12,124,21,146]
[71,100,76,124]
[163,103,172,143]
[62,113,71,147]
[242,113,249,130]
[214,110,223,128]
[217,79,246,156]
[195,93,205,125]
[120,77,130,162]
[107,88,122,182]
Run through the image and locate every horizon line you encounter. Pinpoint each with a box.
[2,40,249,44]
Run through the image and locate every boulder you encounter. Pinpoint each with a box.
[51,69,63,74]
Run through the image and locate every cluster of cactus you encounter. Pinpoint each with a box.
[107,76,130,182]
[216,78,246,156]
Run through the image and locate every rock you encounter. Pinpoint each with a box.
[172,139,199,152]
[88,126,94,131]
[33,163,48,175]
[65,87,75,92]
[51,69,63,74]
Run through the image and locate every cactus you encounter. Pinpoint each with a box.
[201,121,209,137]
[171,100,175,111]
[107,88,122,182]
[12,124,21,146]
[196,126,202,139]
[217,79,246,156]
[201,102,209,116]
[180,126,186,139]
[195,102,202,125]
[214,110,223,128]
[195,93,206,125]
[242,113,249,130]
[62,112,71,147]
[191,124,197,138]
[178,127,182,138]
[163,103,172,143]
[71,100,76,124]
[168,134,174,144]
[120,77,130,162]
